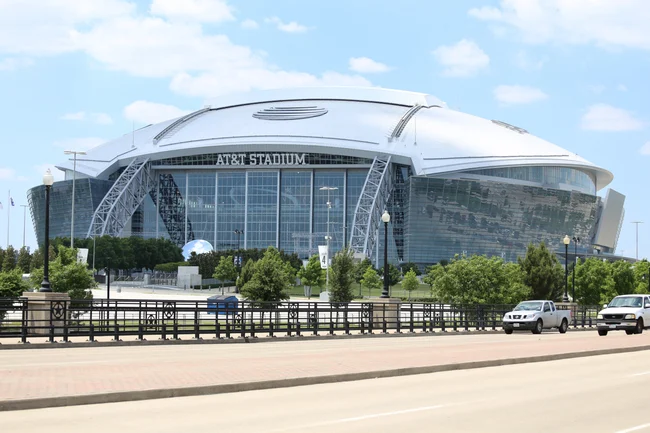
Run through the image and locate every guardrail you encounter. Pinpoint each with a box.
[0,298,600,344]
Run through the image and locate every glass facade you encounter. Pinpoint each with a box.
[404,176,600,265]
[463,166,597,194]
[29,153,610,268]
[28,178,113,246]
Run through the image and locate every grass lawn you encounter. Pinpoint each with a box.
[289,282,432,300]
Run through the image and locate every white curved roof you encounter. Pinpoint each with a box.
[56,86,613,190]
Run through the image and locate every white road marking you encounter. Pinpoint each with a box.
[268,404,447,432]
[631,371,650,377]
[616,423,650,433]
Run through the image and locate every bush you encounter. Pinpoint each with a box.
[154,262,189,273]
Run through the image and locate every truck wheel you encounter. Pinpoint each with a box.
[558,319,568,334]
[635,318,644,334]
[626,330,635,335]
[598,329,608,336]
[504,328,513,335]
[531,319,543,334]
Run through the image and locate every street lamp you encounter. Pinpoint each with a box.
[320,186,338,292]
[381,210,391,298]
[563,235,570,302]
[64,150,87,249]
[233,229,243,250]
[572,236,580,302]
[40,169,54,292]
[631,221,644,261]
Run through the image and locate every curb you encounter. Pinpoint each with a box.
[0,327,596,350]
[1,341,647,412]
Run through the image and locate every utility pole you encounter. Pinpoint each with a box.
[319,186,338,291]
[631,221,644,260]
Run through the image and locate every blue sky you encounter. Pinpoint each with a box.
[0,0,649,258]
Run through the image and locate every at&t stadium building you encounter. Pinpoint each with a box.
[28,87,626,267]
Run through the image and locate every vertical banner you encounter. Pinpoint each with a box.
[318,245,329,269]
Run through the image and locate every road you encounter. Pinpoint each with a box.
[2,349,650,433]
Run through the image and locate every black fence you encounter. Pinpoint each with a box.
[0,298,600,344]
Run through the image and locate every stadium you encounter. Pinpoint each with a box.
[27,87,626,268]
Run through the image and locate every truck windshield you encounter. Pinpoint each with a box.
[608,297,642,308]
[513,301,543,311]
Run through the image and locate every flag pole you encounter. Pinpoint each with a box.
[7,190,10,248]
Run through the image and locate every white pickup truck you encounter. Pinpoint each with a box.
[502,300,571,334]
[596,294,650,336]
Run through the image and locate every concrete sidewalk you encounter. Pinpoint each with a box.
[1,332,650,411]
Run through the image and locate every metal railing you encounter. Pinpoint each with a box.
[0,299,600,344]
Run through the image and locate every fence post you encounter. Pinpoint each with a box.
[269,322,275,338]
[20,299,28,344]
[89,324,95,342]
[113,324,120,342]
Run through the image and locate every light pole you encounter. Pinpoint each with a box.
[64,150,87,248]
[631,221,644,261]
[381,210,391,298]
[233,229,243,250]
[40,169,54,292]
[563,235,570,302]
[320,186,338,291]
[20,204,27,248]
[572,236,580,302]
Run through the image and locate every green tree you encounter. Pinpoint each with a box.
[432,255,529,304]
[610,260,635,296]
[0,269,28,322]
[360,266,382,298]
[387,264,402,288]
[298,255,325,294]
[329,248,355,303]
[236,258,255,293]
[353,258,373,295]
[402,269,419,300]
[401,262,422,276]
[2,245,17,272]
[30,248,44,271]
[241,247,291,305]
[16,247,31,274]
[29,246,96,301]
[0,247,5,272]
[633,259,650,293]
[422,264,445,295]
[502,262,533,304]
[213,255,238,291]
[518,242,564,301]
[573,258,616,305]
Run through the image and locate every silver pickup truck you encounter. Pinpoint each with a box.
[502,300,571,334]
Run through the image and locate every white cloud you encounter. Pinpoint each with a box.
[123,100,190,124]
[0,0,135,55]
[493,85,549,105]
[150,0,234,23]
[241,19,259,30]
[265,17,310,33]
[581,104,646,131]
[514,50,545,71]
[432,39,489,77]
[640,141,650,155]
[348,57,391,73]
[34,164,65,182]
[0,57,33,71]
[469,0,650,50]
[0,4,369,98]
[60,111,113,125]
[617,84,628,92]
[0,168,16,180]
[52,137,107,151]
[172,70,372,98]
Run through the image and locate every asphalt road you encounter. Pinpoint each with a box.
[3,349,650,433]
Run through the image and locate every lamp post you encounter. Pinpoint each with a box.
[563,235,570,302]
[631,221,644,261]
[320,186,338,292]
[40,169,54,292]
[233,229,243,250]
[64,150,86,249]
[572,236,580,302]
[381,210,391,298]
